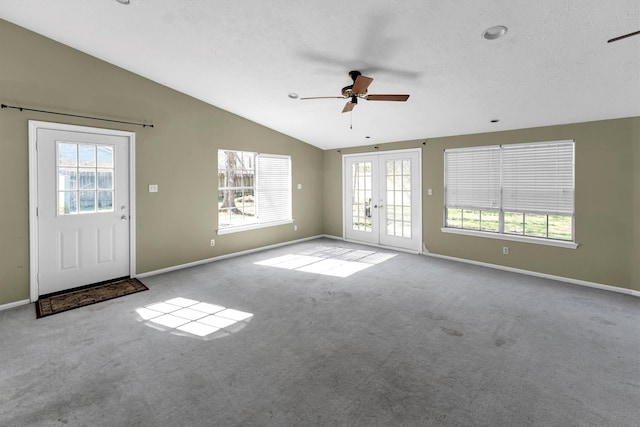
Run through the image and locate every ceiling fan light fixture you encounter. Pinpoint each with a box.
[483,25,508,40]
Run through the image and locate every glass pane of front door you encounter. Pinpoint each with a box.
[351,161,372,232]
[57,142,115,215]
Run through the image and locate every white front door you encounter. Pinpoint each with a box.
[343,149,422,252]
[31,123,133,296]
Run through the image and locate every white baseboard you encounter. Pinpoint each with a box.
[0,299,31,312]
[137,235,325,279]
[424,252,640,298]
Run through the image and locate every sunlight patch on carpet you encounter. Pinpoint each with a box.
[254,246,396,277]
[135,297,253,340]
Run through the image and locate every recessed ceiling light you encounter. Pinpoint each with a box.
[288,93,299,99]
[365,136,371,139]
[116,0,130,4]
[483,25,508,40]
[490,119,500,123]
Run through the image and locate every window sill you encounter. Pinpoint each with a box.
[218,219,293,235]
[440,227,578,249]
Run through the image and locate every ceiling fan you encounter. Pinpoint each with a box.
[300,71,409,113]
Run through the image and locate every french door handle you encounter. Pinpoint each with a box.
[121,215,128,221]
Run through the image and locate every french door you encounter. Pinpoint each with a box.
[343,149,421,252]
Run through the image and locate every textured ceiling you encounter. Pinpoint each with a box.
[1,0,639,149]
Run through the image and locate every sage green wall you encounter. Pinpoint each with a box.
[0,19,324,305]
[2,18,638,307]
[324,117,640,292]
[632,118,640,288]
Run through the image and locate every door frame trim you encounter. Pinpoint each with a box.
[28,120,137,302]
[341,148,422,252]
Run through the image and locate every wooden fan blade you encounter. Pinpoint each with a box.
[299,96,345,100]
[352,75,373,95]
[366,94,410,102]
[342,101,356,113]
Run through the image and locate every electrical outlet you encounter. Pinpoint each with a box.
[294,225,298,231]
[210,239,216,247]
[502,246,509,255]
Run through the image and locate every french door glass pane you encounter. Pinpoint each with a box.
[385,160,411,238]
[351,162,372,232]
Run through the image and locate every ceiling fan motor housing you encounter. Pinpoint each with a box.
[341,85,359,97]
[342,71,366,97]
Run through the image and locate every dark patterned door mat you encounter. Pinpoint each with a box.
[36,278,148,318]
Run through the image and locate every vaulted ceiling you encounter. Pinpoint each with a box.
[1,0,639,149]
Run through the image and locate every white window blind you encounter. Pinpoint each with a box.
[445,146,501,210]
[502,141,574,215]
[256,154,291,223]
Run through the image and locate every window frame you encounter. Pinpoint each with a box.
[442,140,578,249]
[217,150,292,235]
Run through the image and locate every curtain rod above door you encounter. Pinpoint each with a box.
[1,103,154,128]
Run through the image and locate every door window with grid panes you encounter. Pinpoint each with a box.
[57,142,115,215]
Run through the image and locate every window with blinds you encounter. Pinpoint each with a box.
[444,140,574,241]
[256,154,292,224]
[218,150,292,233]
